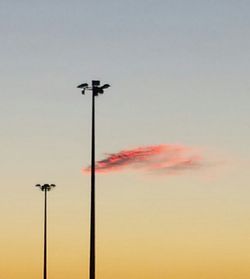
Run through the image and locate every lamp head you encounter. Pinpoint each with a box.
[92,80,100,87]
[77,83,89,89]
[101,84,110,89]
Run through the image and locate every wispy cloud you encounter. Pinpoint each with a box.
[83,144,203,175]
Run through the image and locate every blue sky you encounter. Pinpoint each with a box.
[1,0,249,153]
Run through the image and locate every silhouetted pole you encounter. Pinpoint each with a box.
[44,187,47,279]
[90,81,96,279]
[77,80,110,279]
[35,184,56,279]
[89,81,96,279]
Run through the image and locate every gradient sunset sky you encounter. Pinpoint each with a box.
[1,1,250,278]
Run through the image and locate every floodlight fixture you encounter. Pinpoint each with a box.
[77,80,111,97]
[36,183,56,191]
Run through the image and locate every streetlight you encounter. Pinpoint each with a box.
[35,183,56,279]
[77,80,110,279]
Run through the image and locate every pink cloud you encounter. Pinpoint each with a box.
[83,144,203,175]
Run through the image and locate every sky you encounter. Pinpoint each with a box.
[1,0,250,278]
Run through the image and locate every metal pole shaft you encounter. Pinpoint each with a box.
[44,188,47,279]
[89,87,95,279]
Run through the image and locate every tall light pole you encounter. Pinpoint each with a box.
[77,80,110,279]
[35,183,56,279]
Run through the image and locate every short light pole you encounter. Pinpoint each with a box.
[35,184,56,279]
[77,80,110,279]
